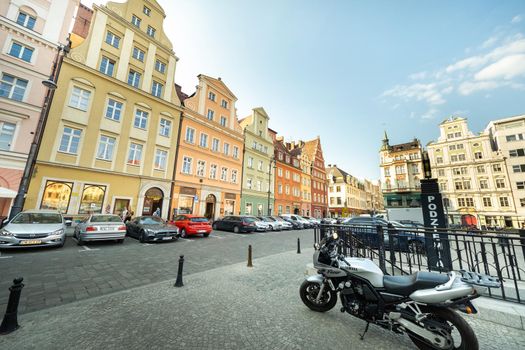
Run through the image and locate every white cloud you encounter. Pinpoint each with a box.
[481,36,498,49]
[512,15,522,24]
[421,108,439,120]
[382,83,445,105]
[458,81,502,95]
[409,71,427,80]
[474,54,525,80]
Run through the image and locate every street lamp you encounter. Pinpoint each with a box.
[9,43,69,219]
[267,156,276,215]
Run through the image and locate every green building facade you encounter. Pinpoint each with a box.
[240,108,274,216]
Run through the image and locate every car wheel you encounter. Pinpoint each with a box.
[212,223,218,230]
[139,231,146,243]
[181,229,187,238]
[203,233,209,238]
[233,226,240,233]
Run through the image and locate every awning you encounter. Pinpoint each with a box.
[0,187,17,199]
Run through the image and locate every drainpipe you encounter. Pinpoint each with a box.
[238,129,246,215]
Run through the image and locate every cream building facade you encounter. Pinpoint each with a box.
[427,117,517,228]
[24,0,182,220]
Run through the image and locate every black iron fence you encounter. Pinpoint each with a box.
[314,224,525,304]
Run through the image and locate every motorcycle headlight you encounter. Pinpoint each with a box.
[0,229,13,236]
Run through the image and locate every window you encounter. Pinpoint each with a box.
[257,180,262,191]
[0,121,16,150]
[99,56,115,76]
[96,135,115,160]
[128,70,141,88]
[151,81,163,98]
[221,167,228,181]
[210,164,217,179]
[134,109,148,129]
[40,181,72,212]
[143,6,151,15]
[212,138,219,152]
[520,198,525,207]
[463,180,471,190]
[509,149,525,157]
[59,127,81,154]
[436,156,443,164]
[476,165,485,173]
[517,181,525,190]
[220,116,227,126]
[233,146,239,159]
[155,60,166,73]
[199,133,208,147]
[247,178,252,189]
[247,157,253,168]
[105,31,120,48]
[506,134,524,142]
[483,197,492,207]
[277,184,282,194]
[474,151,483,159]
[182,156,192,174]
[127,143,143,165]
[278,168,282,177]
[0,73,28,101]
[437,169,445,176]
[455,132,462,137]
[452,167,461,175]
[16,12,36,30]
[9,42,34,62]
[207,109,214,120]
[159,118,171,137]
[131,15,141,27]
[68,86,91,111]
[285,185,290,195]
[512,164,525,173]
[147,25,156,37]
[132,47,145,62]
[221,99,228,108]
[479,179,488,189]
[457,198,465,207]
[457,144,464,149]
[258,160,263,171]
[499,197,510,207]
[285,170,290,179]
[208,91,216,101]
[495,179,506,189]
[185,127,195,143]
[231,170,238,183]
[79,184,106,214]
[223,143,229,156]
[454,181,463,190]
[449,145,456,151]
[395,165,405,174]
[493,164,502,172]
[458,154,466,161]
[384,168,390,176]
[439,181,447,191]
[196,160,206,177]
[105,99,122,121]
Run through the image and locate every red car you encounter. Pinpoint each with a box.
[171,214,212,238]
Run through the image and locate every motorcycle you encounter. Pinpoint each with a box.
[300,232,500,350]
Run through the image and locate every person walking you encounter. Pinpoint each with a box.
[124,210,133,223]
[153,207,161,217]
[121,207,129,221]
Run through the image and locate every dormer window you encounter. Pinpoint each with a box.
[17,12,36,30]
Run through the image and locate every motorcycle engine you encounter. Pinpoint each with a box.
[341,281,379,321]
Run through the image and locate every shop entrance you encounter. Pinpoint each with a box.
[142,187,163,216]
[204,194,216,220]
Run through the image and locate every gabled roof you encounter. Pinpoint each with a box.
[198,74,237,100]
[390,140,421,152]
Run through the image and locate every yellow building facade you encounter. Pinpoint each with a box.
[24,0,182,219]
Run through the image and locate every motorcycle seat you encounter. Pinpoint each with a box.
[382,272,449,296]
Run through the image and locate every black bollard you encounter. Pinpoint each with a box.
[174,255,184,287]
[297,238,301,254]
[247,245,253,267]
[0,277,24,335]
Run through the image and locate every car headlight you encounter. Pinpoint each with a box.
[51,229,65,236]
[0,229,13,236]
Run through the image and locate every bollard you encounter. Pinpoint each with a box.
[174,255,184,287]
[247,245,253,267]
[297,238,301,254]
[0,277,24,335]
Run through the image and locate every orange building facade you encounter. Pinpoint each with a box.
[170,75,243,220]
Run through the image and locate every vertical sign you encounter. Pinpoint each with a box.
[420,179,452,271]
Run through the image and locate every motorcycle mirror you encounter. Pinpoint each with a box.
[332,232,338,240]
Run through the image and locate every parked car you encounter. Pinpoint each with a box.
[281,214,312,228]
[343,216,426,253]
[74,214,126,245]
[302,216,320,227]
[171,214,212,238]
[321,217,337,224]
[126,216,179,243]
[0,210,66,249]
[269,216,293,230]
[247,216,270,232]
[280,216,304,229]
[212,216,256,233]
[257,216,282,231]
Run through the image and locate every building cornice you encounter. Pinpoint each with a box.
[0,17,57,50]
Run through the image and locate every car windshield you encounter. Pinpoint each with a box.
[190,217,209,222]
[140,217,164,225]
[91,215,122,223]
[12,213,62,224]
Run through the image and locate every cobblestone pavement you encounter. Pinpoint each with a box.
[0,228,314,314]
[1,249,524,350]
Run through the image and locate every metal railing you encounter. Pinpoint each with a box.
[314,224,525,304]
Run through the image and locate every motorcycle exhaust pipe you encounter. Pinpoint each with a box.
[389,312,449,349]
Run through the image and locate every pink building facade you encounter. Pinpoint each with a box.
[0,0,79,217]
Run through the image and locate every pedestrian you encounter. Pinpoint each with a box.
[153,207,161,217]
[121,207,129,221]
[125,210,133,223]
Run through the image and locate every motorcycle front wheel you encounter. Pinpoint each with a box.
[299,280,337,312]
[409,307,478,350]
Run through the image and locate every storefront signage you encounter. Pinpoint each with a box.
[224,193,236,199]
[180,187,196,195]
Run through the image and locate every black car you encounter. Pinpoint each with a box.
[212,216,256,233]
[126,216,179,243]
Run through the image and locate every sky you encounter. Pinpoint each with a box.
[83,0,525,181]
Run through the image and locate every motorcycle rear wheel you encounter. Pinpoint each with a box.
[409,307,478,350]
[299,280,337,312]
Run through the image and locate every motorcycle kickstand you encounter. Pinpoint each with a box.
[359,322,370,341]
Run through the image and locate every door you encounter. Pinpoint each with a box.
[204,194,216,220]
[143,188,164,216]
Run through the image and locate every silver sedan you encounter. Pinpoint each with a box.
[74,214,126,245]
[0,210,66,249]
